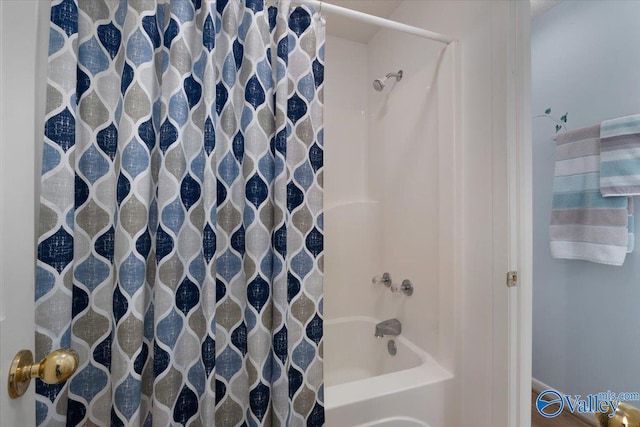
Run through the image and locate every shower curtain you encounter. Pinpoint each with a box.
[35,0,324,425]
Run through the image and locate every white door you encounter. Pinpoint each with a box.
[0,2,48,425]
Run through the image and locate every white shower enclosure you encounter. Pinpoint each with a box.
[322,7,457,425]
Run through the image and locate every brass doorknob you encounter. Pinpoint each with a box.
[8,348,79,399]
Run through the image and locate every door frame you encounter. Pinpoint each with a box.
[507,1,533,426]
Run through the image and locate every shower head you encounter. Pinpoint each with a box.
[372,79,385,91]
[372,70,403,91]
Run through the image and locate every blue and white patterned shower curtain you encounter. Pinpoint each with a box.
[36,0,324,425]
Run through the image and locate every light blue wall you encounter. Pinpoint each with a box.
[532,0,640,398]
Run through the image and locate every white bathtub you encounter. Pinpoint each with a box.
[324,316,454,427]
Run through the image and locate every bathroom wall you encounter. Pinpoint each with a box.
[324,35,368,208]
[323,34,384,320]
[532,1,640,401]
[324,8,455,361]
[366,16,449,362]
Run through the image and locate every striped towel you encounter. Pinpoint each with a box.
[550,124,631,266]
[600,113,640,196]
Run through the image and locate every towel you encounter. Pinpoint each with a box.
[600,113,640,196]
[550,124,631,266]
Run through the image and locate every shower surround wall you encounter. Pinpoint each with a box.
[324,29,455,364]
[366,15,455,367]
[323,35,381,320]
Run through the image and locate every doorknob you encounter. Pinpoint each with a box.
[8,348,79,399]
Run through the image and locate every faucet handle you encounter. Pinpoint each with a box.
[391,279,413,296]
[372,272,392,288]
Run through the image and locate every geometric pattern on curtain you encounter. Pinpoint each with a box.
[35,0,324,425]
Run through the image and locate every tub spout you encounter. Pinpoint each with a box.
[374,319,401,339]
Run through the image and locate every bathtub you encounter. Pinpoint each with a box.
[323,316,454,427]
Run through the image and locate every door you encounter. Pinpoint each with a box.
[0,2,48,425]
